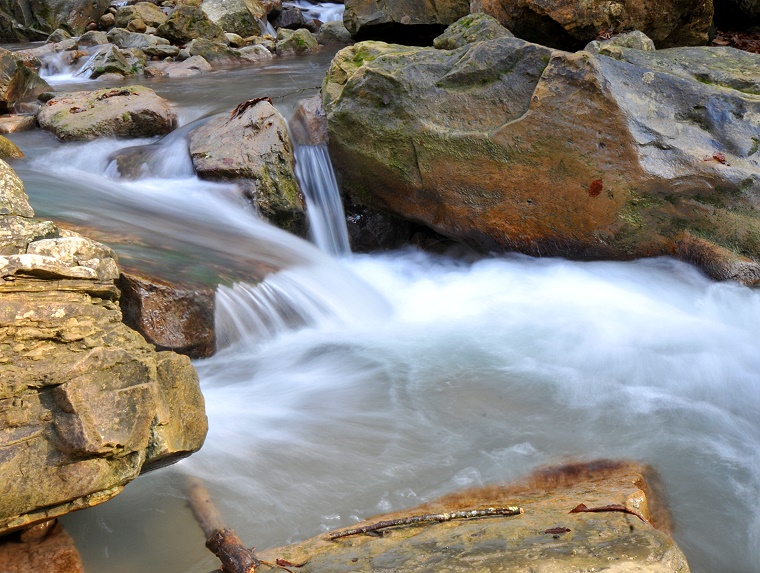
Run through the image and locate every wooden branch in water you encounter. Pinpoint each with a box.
[569,503,651,525]
[186,476,261,573]
[328,507,524,540]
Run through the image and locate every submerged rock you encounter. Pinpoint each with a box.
[258,460,689,572]
[189,100,305,233]
[0,159,207,534]
[37,85,175,141]
[323,25,760,284]
[118,273,216,359]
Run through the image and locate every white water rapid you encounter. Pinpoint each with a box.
[5,50,760,573]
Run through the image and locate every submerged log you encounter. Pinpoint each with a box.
[186,476,260,573]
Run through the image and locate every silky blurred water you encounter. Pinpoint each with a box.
[3,44,760,573]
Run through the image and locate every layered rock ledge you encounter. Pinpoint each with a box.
[0,159,207,535]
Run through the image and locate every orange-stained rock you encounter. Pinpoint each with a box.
[323,27,760,283]
[0,521,83,573]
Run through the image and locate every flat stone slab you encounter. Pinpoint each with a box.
[259,460,690,573]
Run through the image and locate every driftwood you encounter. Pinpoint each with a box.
[569,503,651,525]
[328,507,524,540]
[186,476,261,573]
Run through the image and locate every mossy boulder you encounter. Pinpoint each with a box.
[188,100,305,233]
[115,2,168,29]
[76,44,134,79]
[155,4,227,44]
[0,0,110,42]
[37,85,176,142]
[200,0,265,37]
[323,25,760,283]
[276,28,319,55]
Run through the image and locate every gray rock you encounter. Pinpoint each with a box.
[189,100,305,232]
[271,5,305,30]
[76,44,133,78]
[78,30,110,47]
[108,28,170,49]
[433,13,513,49]
[585,30,657,56]
[238,44,273,61]
[276,27,319,55]
[186,38,241,65]
[46,28,71,43]
[37,85,176,141]
[155,5,228,44]
[317,20,353,45]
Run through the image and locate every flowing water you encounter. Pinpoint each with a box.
[5,44,760,573]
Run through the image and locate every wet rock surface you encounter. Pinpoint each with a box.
[189,100,305,233]
[259,460,689,573]
[0,520,83,573]
[323,24,760,283]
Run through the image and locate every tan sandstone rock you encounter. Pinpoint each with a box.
[259,460,689,572]
[0,159,207,534]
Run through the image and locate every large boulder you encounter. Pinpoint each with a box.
[474,0,713,50]
[0,159,207,534]
[0,48,51,114]
[200,0,265,37]
[258,460,689,572]
[344,0,470,43]
[155,4,227,44]
[323,31,760,284]
[189,100,305,233]
[0,0,110,42]
[37,85,176,142]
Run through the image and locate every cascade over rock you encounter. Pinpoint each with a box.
[189,100,305,234]
[344,0,470,43]
[323,25,760,284]
[37,85,176,141]
[0,159,207,535]
[473,0,713,50]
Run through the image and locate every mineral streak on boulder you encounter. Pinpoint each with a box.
[258,460,689,572]
[37,85,176,142]
[0,159,207,534]
[323,23,760,284]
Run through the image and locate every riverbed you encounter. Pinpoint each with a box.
[5,45,760,573]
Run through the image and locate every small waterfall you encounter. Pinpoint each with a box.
[294,144,351,257]
[259,16,277,36]
[285,1,344,22]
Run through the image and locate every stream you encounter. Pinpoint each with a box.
[5,44,760,573]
